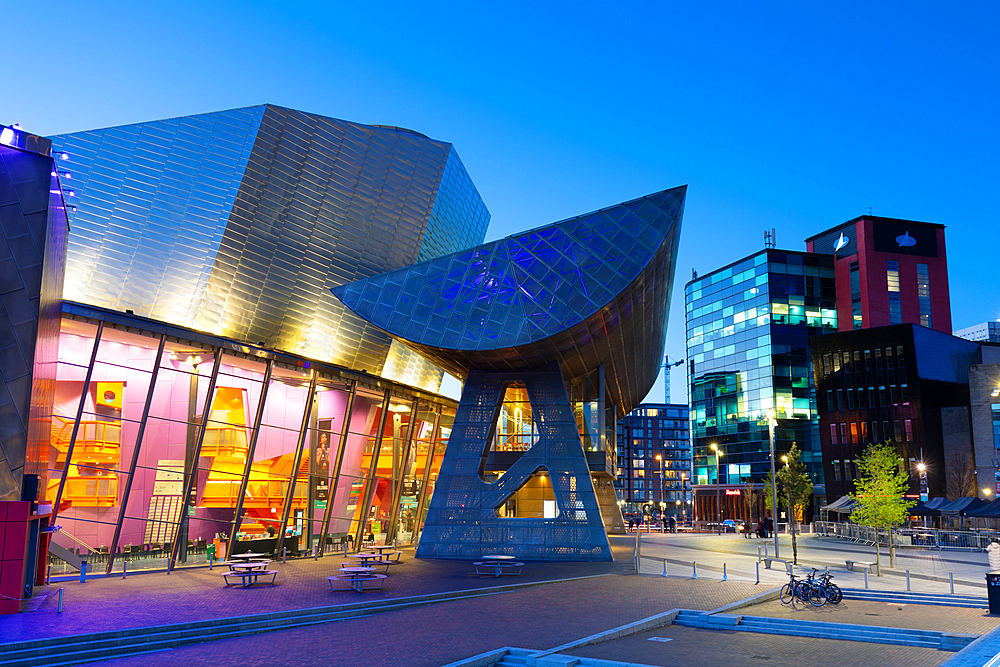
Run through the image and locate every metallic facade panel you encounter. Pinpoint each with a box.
[334,187,685,414]
[0,137,68,501]
[49,106,490,392]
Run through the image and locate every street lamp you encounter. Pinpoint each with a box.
[711,443,724,535]
[984,488,993,499]
[766,409,780,559]
[656,454,664,506]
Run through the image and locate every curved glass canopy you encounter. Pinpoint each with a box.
[333,186,685,414]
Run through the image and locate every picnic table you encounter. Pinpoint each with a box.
[230,552,268,561]
[328,565,386,592]
[475,554,523,577]
[371,545,403,561]
[221,560,278,587]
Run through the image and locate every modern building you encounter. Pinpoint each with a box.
[805,216,951,334]
[614,403,690,517]
[685,249,836,525]
[955,322,1000,343]
[335,187,686,559]
[811,324,984,500]
[0,105,684,592]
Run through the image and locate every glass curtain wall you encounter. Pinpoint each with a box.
[42,311,459,574]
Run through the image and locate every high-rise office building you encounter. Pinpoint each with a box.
[686,250,836,524]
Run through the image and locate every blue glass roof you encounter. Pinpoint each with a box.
[333,186,684,352]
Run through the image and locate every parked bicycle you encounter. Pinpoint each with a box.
[806,568,842,604]
[779,571,825,607]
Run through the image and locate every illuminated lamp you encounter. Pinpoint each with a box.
[60,152,69,160]
[0,127,14,145]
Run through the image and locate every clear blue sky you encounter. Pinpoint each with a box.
[5,1,998,404]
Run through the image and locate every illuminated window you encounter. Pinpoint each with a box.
[887,261,901,324]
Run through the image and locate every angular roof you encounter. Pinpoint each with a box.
[333,186,685,413]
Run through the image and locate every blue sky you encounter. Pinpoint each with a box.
[4,1,998,403]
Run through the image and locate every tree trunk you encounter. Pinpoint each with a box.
[875,530,881,576]
[791,522,798,564]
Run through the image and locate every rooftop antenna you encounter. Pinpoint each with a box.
[868,207,872,216]
[663,355,684,403]
[692,269,698,280]
[764,228,776,249]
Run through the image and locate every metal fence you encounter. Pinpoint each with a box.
[814,521,1000,551]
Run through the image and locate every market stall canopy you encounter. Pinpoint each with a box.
[937,497,989,516]
[820,495,857,514]
[964,499,1000,518]
[908,497,947,516]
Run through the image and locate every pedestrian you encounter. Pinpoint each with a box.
[669,516,677,533]
[662,515,669,533]
[628,517,636,533]
[988,538,1000,572]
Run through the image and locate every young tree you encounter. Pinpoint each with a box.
[741,477,759,538]
[776,443,813,565]
[850,442,916,574]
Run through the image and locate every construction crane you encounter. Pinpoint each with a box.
[663,356,684,403]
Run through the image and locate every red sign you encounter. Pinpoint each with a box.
[725,489,741,496]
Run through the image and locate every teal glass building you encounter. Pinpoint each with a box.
[685,249,836,524]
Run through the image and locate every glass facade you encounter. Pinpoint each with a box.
[685,250,833,520]
[887,260,902,324]
[849,261,862,329]
[42,304,457,575]
[917,263,932,328]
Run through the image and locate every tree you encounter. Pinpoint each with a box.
[945,451,977,501]
[741,477,760,538]
[850,442,916,574]
[776,443,813,565]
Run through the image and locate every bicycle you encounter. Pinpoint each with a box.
[779,571,825,607]
[808,568,842,604]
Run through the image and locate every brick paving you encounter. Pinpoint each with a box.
[1,543,634,643]
[739,597,1000,634]
[563,624,952,667]
[84,576,763,667]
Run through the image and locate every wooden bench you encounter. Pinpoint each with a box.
[327,574,387,592]
[762,558,792,573]
[221,570,279,588]
[474,561,524,577]
[845,559,876,572]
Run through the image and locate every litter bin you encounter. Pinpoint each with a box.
[987,572,1000,614]
[206,544,216,561]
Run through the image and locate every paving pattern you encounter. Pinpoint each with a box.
[564,624,953,667]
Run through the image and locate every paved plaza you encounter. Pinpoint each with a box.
[3,534,998,666]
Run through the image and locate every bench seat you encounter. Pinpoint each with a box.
[762,558,792,573]
[845,559,876,572]
[222,570,279,587]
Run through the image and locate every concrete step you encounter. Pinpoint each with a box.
[840,588,988,608]
[0,585,548,667]
[670,609,976,651]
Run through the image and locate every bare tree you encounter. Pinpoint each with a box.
[945,451,977,501]
[741,477,760,537]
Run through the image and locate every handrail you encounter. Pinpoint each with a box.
[55,527,97,553]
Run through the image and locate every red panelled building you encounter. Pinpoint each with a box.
[806,216,951,334]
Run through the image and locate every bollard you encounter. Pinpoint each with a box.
[756,561,760,585]
[46,565,51,586]
[344,542,349,557]
[57,588,63,613]
[122,561,127,579]
[80,561,87,584]
[723,563,727,581]
[693,561,697,579]
[283,547,287,564]
[167,557,172,575]
[906,570,910,592]
[209,554,214,571]
[864,568,868,589]
[950,572,954,595]
[314,545,318,561]
[662,560,667,577]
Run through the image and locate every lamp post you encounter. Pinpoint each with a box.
[711,443,723,535]
[766,409,780,559]
[656,454,664,506]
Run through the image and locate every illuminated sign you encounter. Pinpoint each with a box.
[725,489,741,496]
